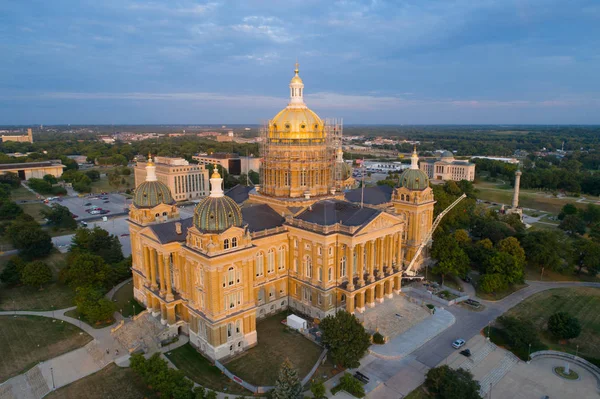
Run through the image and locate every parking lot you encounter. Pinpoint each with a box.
[55,193,131,221]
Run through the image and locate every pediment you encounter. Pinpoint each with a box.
[358,212,402,235]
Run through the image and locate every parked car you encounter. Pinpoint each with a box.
[79,221,88,227]
[84,202,92,206]
[103,200,109,203]
[460,349,471,357]
[71,214,79,219]
[120,233,130,237]
[98,210,110,214]
[461,275,472,283]
[452,339,466,349]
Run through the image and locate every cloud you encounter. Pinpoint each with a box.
[127,1,219,15]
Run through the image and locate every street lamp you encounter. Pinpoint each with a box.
[50,367,55,389]
[528,343,532,362]
[487,321,491,340]
[575,345,579,358]
[540,266,545,281]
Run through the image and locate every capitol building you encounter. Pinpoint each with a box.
[127,65,435,361]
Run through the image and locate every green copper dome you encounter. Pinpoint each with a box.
[193,196,243,233]
[400,169,430,191]
[133,180,175,208]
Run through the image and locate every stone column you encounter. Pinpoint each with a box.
[143,246,150,287]
[376,238,384,279]
[512,170,522,209]
[158,252,166,295]
[386,235,394,274]
[347,245,355,291]
[346,295,355,314]
[356,292,365,313]
[393,275,401,294]
[395,233,402,269]
[376,283,384,303]
[167,305,176,325]
[164,253,174,301]
[367,241,375,283]
[149,248,158,290]
[385,280,393,298]
[357,244,365,287]
[160,302,167,325]
[366,287,375,307]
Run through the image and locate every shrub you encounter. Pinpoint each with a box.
[310,379,326,399]
[331,373,365,398]
[548,312,581,340]
[425,365,481,399]
[320,311,371,368]
[372,331,385,344]
[21,261,53,289]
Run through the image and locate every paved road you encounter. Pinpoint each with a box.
[366,281,600,397]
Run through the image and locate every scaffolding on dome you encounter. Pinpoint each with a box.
[258,117,343,198]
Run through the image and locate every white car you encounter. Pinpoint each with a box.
[452,339,466,349]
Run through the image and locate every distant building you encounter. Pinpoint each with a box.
[99,136,115,144]
[193,153,243,175]
[134,156,209,201]
[364,161,408,173]
[1,128,33,143]
[66,155,89,165]
[0,160,65,180]
[470,156,519,164]
[420,151,475,181]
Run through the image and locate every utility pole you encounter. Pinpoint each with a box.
[50,367,55,389]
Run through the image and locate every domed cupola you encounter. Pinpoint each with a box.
[133,155,175,207]
[400,147,430,191]
[193,165,243,233]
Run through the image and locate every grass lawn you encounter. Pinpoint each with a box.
[46,363,156,399]
[11,186,39,201]
[225,312,324,387]
[0,252,75,311]
[0,315,92,382]
[165,344,249,395]
[20,202,49,223]
[505,287,600,361]
[524,266,600,283]
[90,174,135,194]
[474,183,585,214]
[475,283,528,301]
[111,280,145,318]
[63,308,114,329]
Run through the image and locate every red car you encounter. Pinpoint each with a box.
[71,214,79,218]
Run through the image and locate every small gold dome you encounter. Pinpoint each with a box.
[211,164,221,179]
[291,74,303,84]
[270,107,323,139]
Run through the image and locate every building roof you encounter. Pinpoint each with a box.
[241,203,285,232]
[400,168,430,190]
[344,185,394,205]
[295,200,380,227]
[193,195,243,233]
[225,184,253,204]
[0,161,64,170]
[148,218,194,244]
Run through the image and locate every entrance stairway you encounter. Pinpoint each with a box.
[111,311,166,354]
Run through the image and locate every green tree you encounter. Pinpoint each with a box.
[582,204,600,225]
[496,237,526,266]
[130,353,194,399]
[74,286,116,324]
[520,230,564,272]
[320,310,371,368]
[425,365,482,399]
[431,234,469,285]
[0,200,23,220]
[21,260,52,289]
[454,229,471,248]
[497,316,541,351]
[41,203,77,230]
[310,379,326,399]
[479,273,507,293]
[43,174,58,184]
[0,172,21,188]
[272,359,302,399]
[62,252,111,289]
[5,216,53,260]
[0,256,26,285]
[548,312,582,340]
[559,214,586,236]
[572,239,600,275]
[70,226,124,264]
[84,170,101,182]
[558,203,578,220]
[248,169,260,184]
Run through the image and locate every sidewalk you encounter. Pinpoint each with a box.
[369,309,455,360]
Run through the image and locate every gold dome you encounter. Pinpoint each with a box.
[270,107,323,139]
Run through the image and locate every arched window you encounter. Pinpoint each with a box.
[267,248,275,273]
[318,267,322,282]
[227,323,232,338]
[305,256,312,278]
[231,237,237,248]
[228,267,235,286]
[255,252,264,277]
[224,239,230,250]
[235,320,241,334]
[401,194,405,201]
[162,211,167,216]
[278,246,285,270]
[340,256,347,278]
[328,267,333,282]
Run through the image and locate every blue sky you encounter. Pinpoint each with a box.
[1,0,599,124]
